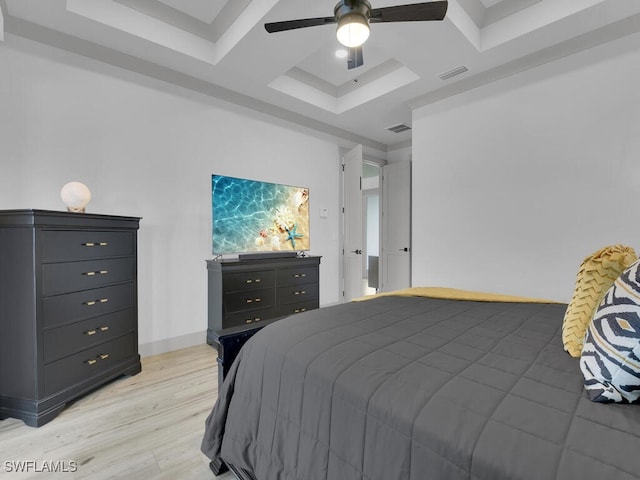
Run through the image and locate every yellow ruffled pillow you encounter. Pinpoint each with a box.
[562,245,637,357]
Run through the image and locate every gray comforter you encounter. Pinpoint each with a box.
[202,295,640,479]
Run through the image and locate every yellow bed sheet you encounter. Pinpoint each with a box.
[353,286,561,304]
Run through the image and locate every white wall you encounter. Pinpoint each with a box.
[387,144,411,164]
[0,37,342,355]
[412,32,640,302]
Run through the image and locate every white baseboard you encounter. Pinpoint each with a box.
[139,330,208,358]
[138,303,340,358]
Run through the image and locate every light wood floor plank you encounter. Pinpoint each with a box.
[0,344,233,479]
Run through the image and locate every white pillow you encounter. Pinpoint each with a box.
[581,259,640,403]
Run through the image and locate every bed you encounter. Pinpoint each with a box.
[201,288,640,480]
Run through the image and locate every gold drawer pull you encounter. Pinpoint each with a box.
[294,308,307,313]
[255,278,261,283]
[84,298,107,306]
[294,290,306,296]
[99,242,108,246]
[86,359,97,365]
[83,270,108,276]
[293,273,306,278]
[82,242,108,247]
[99,354,109,360]
[246,279,253,284]
[245,317,261,324]
[246,298,262,304]
[85,326,109,335]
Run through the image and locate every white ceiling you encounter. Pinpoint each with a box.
[156,0,228,24]
[478,0,503,7]
[2,0,640,155]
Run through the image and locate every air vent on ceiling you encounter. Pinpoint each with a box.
[438,65,469,81]
[386,123,412,134]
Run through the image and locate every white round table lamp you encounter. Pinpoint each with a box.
[60,182,91,213]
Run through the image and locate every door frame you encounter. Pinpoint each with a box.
[339,146,386,301]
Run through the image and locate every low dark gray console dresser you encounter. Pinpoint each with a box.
[206,255,321,386]
[206,255,321,339]
[0,209,141,427]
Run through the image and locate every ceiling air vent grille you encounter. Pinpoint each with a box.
[438,65,468,81]
[386,123,412,134]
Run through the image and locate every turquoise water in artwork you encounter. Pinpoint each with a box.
[212,175,310,254]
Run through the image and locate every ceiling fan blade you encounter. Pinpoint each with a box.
[264,16,336,33]
[370,1,448,23]
[347,46,364,70]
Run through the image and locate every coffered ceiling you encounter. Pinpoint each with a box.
[2,0,640,155]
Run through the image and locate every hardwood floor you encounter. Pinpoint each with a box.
[0,344,233,479]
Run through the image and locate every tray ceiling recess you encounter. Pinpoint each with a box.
[2,0,640,149]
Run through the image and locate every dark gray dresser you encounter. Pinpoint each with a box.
[0,209,141,427]
[206,255,321,344]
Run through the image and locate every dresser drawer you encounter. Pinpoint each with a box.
[277,300,319,316]
[44,333,136,396]
[278,283,319,305]
[224,307,278,329]
[224,288,275,313]
[44,308,135,364]
[277,266,318,286]
[223,270,276,293]
[42,257,136,296]
[42,230,135,262]
[43,283,135,329]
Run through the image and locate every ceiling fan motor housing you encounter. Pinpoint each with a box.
[334,0,372,22]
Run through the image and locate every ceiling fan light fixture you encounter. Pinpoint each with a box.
[264,0,447,70]
[336,12,370,47]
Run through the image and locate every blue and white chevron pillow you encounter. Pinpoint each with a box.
[580,258,640,403]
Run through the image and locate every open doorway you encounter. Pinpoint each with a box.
[341,145,382,301]
[341,146,411,301]
[362,162,380,296]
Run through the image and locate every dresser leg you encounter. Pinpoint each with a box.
[123,361,142,377]
[32,404,67,427]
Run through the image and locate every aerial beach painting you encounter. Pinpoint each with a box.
[212,174,310,255]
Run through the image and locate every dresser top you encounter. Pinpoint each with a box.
[207,255,321,270]
[0,209,141,229]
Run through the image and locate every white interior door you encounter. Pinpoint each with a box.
[381,161,411,292]
[342,145,363,301]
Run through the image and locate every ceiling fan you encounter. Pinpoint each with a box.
[264,0,448,70]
